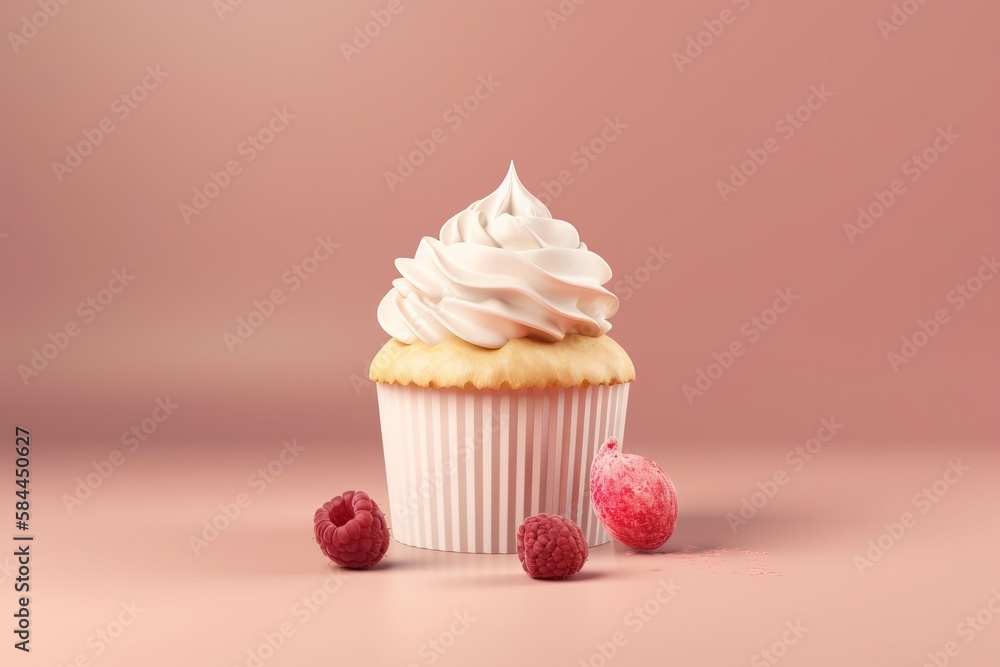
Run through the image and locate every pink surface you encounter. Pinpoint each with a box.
[2,0,999,664]
[10,440,1000,666]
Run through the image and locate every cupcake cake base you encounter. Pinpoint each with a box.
[377,382,628,553]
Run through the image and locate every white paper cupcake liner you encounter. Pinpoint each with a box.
[375,382,630,553]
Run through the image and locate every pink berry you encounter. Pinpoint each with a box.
[517,513,588,580]
[589,437,678,550]
[313,490,389,568]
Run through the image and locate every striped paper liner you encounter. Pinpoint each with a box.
[375,382,630,553]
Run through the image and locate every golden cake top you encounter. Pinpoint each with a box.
[369,334,634,390]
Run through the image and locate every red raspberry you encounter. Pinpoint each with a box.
[516,513,588,580]
[313,490,389,569]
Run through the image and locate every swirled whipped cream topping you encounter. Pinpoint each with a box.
[377,162,619,349]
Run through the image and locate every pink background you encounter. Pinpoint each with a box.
[2,1,999,665]
[3,0,998,447]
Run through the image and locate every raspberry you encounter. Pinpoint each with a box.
[516,513,588,580]
[590,437,678,551]
[313,490,389,569]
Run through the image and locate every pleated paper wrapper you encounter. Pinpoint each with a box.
[376,382,630,553]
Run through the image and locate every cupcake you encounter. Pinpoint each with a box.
[370,162,634,553]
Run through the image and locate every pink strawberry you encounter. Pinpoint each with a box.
[313,490,389,568]
[589,437,678,550]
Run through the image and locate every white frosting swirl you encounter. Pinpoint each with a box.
[377,162,619,349]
